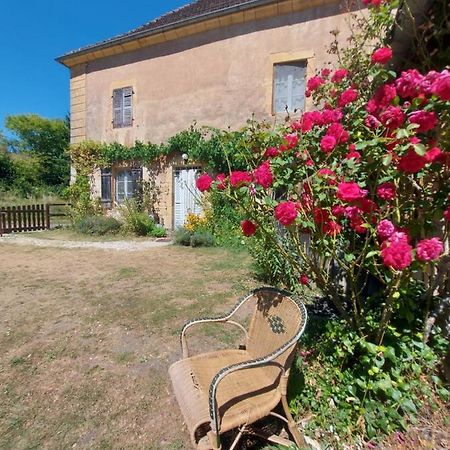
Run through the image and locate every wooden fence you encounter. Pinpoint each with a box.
[0,204,69,235]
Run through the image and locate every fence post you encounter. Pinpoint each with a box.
[45,204,50,230]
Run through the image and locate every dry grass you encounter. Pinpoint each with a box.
[0,242,256,449]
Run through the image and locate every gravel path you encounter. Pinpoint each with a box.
[0,234,172,251]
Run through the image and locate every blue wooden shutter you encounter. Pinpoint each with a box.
[101,168,112,205]
[123,87,133,127]
[113,88,123,128]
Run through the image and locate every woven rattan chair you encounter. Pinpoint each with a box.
[169,287,308,449]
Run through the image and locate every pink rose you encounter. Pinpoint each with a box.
[396,70,423,99]
[331,69,348,83]
[416,238,444,262]
[230,171,252,187]
[320,135,337,153]
[380,106,405,130]
[241,219,257,237]
[371,47,393,64]
[381,239,413,270]
[443,205,450,221]
[377,219,396,240]
[431,70,450,101]
[323,220,342,236]
[338,88,359,107]
[376,182,396,200]
[326,123,349,143]
[307,76,325,91]
[264,147,279,158]
[215,173,227,190]
[337,182,368,202]
[409,110,438,132]
[196,173,213,192]
[284,133,299,148]
[254,161,273,189]
[275,201,298,226]
[425,147,442,163]
[345,150,361,161]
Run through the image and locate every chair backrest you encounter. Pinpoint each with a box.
[246,288,307,368]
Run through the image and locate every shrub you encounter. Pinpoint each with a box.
[150,224,167,238]
[120,199,156,236]
[75,215,122,235]
[190,230,215,247]
[174,227,192,246]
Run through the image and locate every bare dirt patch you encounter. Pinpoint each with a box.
[0,243,255,449]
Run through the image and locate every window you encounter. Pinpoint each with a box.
[273,61,307,114]
[112,86,133,128]
[115,168,142,203]
[101,168,112,208]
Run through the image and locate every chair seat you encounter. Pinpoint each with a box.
[169,349,282,446]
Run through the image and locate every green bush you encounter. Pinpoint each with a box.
[190,231,215,247]
[120,199,156,236]
[75,215,122,235]
[174,227,192,246]
[149,224,167,238]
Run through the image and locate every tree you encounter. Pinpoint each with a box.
[4,114,70,189]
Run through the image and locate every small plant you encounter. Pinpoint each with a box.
[190,230,215,247]
[75,215,122,235]
[120,199,157,236]
[174,227,192,246]
[150,224,167,238]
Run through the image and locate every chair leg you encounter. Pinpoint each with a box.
[229,426,246,450]
[207,430,221,450]
[281,395,306,447]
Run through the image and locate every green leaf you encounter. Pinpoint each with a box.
[382,154,393,166]
[365,250,379,259]
[401,398,417,414]
[396,128,409,139]
[413,144,426,156]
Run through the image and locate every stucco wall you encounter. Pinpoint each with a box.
[69,0,359,229]
[79,1,354,145]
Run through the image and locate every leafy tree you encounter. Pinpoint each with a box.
[5,114,70,189]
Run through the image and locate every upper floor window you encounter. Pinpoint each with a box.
[112,86,133,128]
[272,61,306,114]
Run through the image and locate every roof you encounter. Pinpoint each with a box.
[57,0,275,65]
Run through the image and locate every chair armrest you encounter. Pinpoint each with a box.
[180,292,254,358]
[208,308,307,436]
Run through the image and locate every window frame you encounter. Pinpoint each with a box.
[114,166,142,204]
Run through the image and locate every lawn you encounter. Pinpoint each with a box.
[0,241,256,449]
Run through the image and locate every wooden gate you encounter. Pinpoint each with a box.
[0,204,50,235]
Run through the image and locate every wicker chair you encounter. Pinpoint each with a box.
[169,287,308,449]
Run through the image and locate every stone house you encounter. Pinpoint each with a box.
[57,0,359,229]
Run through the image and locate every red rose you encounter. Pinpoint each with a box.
[345,150,361,161]
[380,106,405,130]
[331,69,348,83]
[320,135,337,153]
[299,274,310,285]
[230,171,252,187]
[254,161,273,189]
[241,219,257,237]
[376,182,396,200]
[397,149,427,173]
[396,69,423,99]
[321,68,331,77]
[326,123,349,144]
[275,201,298,226]
[317,168,337,185]
[381,239,413,270]
[313,207,330,224]
[408,110,438,133]
[216,173,227,190]
[371,47,393,64]
[264,147,279,158]
[337,182,368,202]
[338,88,358,107]
[196,173,213,192]
[307,76,325,91]
[416,237,444,262]
[443,205,450,221]
[431,70,450,101]
[284,133,299,148]
[350,215,368,234]
[323,220,342,236]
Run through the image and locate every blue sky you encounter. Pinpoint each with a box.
[0,0,190,134]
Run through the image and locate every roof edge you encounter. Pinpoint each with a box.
[56,0,276,67]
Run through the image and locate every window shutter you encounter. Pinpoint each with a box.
[273,65,289,113]
[273,61,306,114]
[101,169,112,205]
[113,88,123,128]
[123,87,133,127]
[131,167,142,197]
